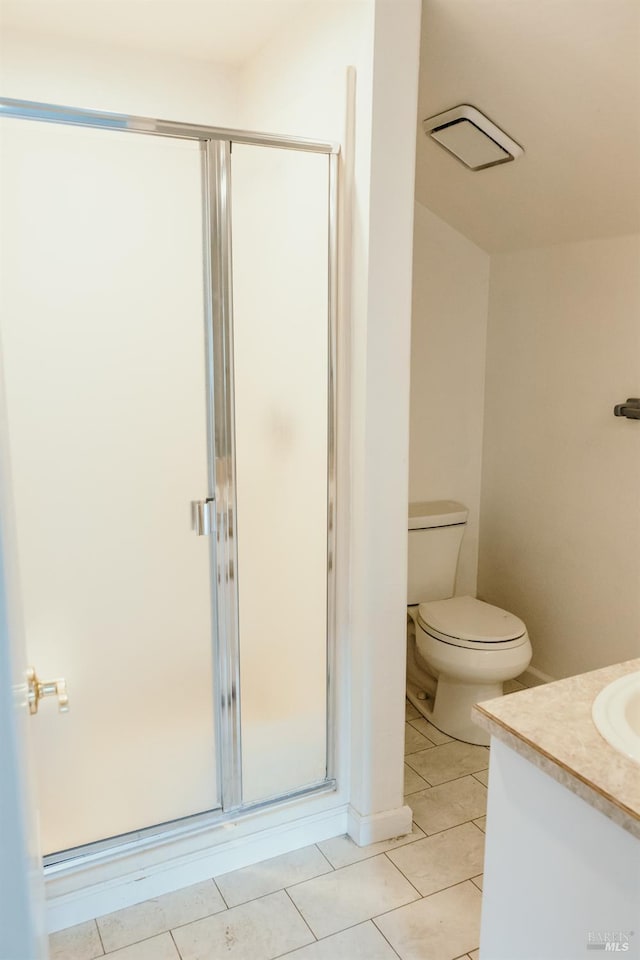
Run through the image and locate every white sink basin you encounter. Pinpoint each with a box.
[592,670,640,764]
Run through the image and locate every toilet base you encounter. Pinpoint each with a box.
[406,620,496,746]
[407,678,494,746]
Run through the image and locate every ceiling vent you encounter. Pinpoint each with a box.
[423,104,523,171]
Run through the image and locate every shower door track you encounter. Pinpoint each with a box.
[0,97,340,871]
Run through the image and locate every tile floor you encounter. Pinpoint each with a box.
[50,682,529,960]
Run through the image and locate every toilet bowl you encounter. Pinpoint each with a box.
[407,596,532,745]
[407,501,532,746]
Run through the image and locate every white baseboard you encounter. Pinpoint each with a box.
[46,799,348,933]
[347,804,413,847]
[520,665,555,687]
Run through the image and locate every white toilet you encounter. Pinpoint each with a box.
[407,500,532,746]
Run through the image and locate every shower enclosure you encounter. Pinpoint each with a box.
[0,98,338,863]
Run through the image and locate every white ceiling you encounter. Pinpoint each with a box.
[0,0,317,65]
[3,0,639,252]
[416,0,640,252]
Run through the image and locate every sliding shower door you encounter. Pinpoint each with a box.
[230,143,330,804]
[0,118,219,854]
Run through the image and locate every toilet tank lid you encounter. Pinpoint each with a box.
[409,500,468,529]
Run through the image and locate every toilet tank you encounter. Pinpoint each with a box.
[408,500,468,604]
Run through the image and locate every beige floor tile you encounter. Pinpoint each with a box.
[408,776,487,836]
[406,699,420,721]
[404,763,429,796]
[471,874,483,891]
[374,880,482,960]
[408,717,453,745]
[215,845,332,907]
[469,949,480,959]
[387,822,485,897]
[515,671,545,687]
[287,853,419,939]
[102,933,179,960]
[97,881,226,953]
[473,769,489,787]
[49,920,103,960]
[503,679,525,694]
[281,920,399,959]
[473,817,487,833]
[318,825,425,869]
[405,722,434,755]
[405,741,489,786]
[172,890,312,960]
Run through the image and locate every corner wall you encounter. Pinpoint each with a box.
[241,0,422,838]
[409,204,490,596]
[479,233,640,679]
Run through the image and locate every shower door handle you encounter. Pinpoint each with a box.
[191,498,215,536]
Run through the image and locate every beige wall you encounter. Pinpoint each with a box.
[478,234,640,679]
[409,203,490,596]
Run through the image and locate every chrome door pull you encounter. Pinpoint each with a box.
[26,666,69,715]
[191,498,215,536]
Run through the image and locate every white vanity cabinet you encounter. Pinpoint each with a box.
[473,660,640,960]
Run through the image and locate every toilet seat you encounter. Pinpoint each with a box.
[417,596,528,651]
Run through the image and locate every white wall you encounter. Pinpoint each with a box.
[409,203,490,596]
[0,28,239,125]
[240,0,422,840]
[479,234,640,679]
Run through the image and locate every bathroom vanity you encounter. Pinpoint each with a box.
[473,659,640,960]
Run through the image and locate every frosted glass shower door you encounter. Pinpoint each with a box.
[0,118,218,854]
[231,143,330,805]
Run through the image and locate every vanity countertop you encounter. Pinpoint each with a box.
[473,658,640,839]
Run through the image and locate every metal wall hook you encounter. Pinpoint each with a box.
[613,398,640,420]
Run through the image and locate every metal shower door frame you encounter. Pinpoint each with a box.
[0,97,340,869]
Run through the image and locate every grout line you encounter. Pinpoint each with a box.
[282,887,318,944]
[382,836,486,904]
[215,857,337,905]
[371,876,484,924]
[310,826,428,871]
[274,917,405,958]
[469,820,487,838]
[94,919,106,957]
[99,898,231,954]
[403,764,490,789]
[407,718,454,743]
[374,923,404,959]
[169,928,183,960]
[212,875,231,910]
[381,851,423,900]
[212,848,336,906]
[412,811,488,839]
[312,841,337,872]
[406,769,490,799]
[472,771,489,785]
